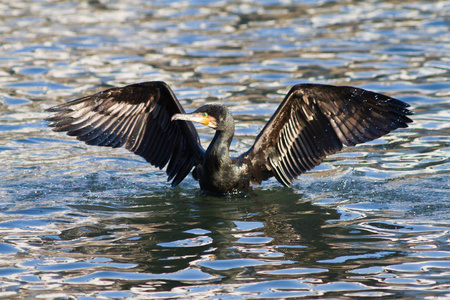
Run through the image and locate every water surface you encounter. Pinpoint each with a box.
[0,0,449,298]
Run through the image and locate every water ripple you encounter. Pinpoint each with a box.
[0,0,449,299]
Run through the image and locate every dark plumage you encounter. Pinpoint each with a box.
[46,81,412,195]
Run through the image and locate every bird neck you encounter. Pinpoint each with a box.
[205,117,235,167]
[208,128,233,156]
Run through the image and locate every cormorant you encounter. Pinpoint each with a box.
[46,81,412,195]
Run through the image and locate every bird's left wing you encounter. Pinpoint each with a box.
[46,81,204,186]
[241,84,413,186]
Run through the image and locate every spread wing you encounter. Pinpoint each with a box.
[242,84,413,186]
[45,81,205,186]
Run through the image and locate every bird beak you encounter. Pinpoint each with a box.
[172,113,218,129]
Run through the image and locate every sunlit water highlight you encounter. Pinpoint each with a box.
[0,0,449,299]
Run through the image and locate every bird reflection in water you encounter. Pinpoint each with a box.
[46,81,412,196]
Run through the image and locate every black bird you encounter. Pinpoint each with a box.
[46,81,412,195]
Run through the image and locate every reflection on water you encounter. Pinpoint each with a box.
[0,0,449,298]
[1,189,449,298]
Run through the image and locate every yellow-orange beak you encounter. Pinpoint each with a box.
[172,112,218,129]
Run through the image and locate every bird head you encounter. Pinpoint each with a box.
[172,104,232,131]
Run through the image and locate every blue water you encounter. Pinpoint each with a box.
[1,0,449,298]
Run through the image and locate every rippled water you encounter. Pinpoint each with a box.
[1,0,449,298]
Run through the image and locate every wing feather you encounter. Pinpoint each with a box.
[46,81,204,186]
[243,83,413,186]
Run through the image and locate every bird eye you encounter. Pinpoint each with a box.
[202,112,208,117]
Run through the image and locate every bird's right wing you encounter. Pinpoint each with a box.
[242,84,413,186]
[46,81,204,186]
